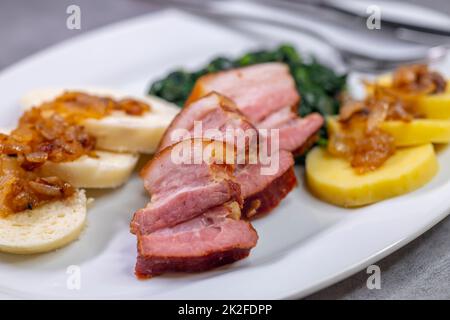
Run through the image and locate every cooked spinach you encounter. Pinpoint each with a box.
[149,44,346,141]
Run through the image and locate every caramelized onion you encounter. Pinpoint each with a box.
[4,91,143,215]
[366,101,388,132]
[0,156,75,216]
[349,129,395,173]
[392,64,446,95]
[339,100,365,121]
[118,98,151,116]
[333,89,402,173]
[329,114,396,174]
[29,180,63,197]
[332,67,437,173]
[37,91,151,122]
[25,151,48,163]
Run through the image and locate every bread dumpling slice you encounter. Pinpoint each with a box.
[0,128,139,189]
[20,88,179,154]
[37,151,139,189]
[0,190,87,254]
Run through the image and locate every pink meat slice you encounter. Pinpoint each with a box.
[159,92,256,152]
[187,63,300,123]
[235,149,297,218]
[256,106,298,129]
[236,149,294,199]
[135,203,258,278]
[130,63,325,278]
[186,63,323,154]
[131,139,241,235]
[159,93,225,150]
[275,113,323,153]
[256,105,324,153]
[157,92,302,219]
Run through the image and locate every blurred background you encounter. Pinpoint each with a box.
[1,0,450,71]
[0,0,449,299]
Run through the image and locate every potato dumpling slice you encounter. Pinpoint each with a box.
[366,75,450,119]
[366,74,450,93]
[415,93,450,119]
[306,144,438,207]
[327,117,450,147]
[379,119,450,146]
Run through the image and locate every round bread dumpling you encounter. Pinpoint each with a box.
[20,87,180,154]
[0,190,87,254]
[37,151,139,189]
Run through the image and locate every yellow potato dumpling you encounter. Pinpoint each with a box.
[306,144,438,207]
[327,117,450,147]
[366,74,450,92]
[415,93,450,119]
[366,75,450,119]
[379,119,450,146]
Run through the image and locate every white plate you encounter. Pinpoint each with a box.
[0,9,449,300]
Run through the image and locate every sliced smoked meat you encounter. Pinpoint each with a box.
[131,139,241,235]
[159,92,256,152]
[135,202,258,278]
[235,149,296,218]
[131,63,324,278]
[187,63,300,123]
[268,113,323,154]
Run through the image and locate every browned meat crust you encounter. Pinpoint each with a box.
[135,248,252,278]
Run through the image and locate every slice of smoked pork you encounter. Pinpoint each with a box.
[159,92,256,151]
[156,93,300,219]
[256,106,298,129]
[131,139,241,235]
[185,62,323,155]
[135,202,258,278]
[243,166,297,218]
[236,149,296,218]
[187,63,300,123]
[262,112,324,154]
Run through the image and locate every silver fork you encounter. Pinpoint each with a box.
[154,0,449,72]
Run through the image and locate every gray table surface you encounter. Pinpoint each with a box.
[0,0,449,300]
